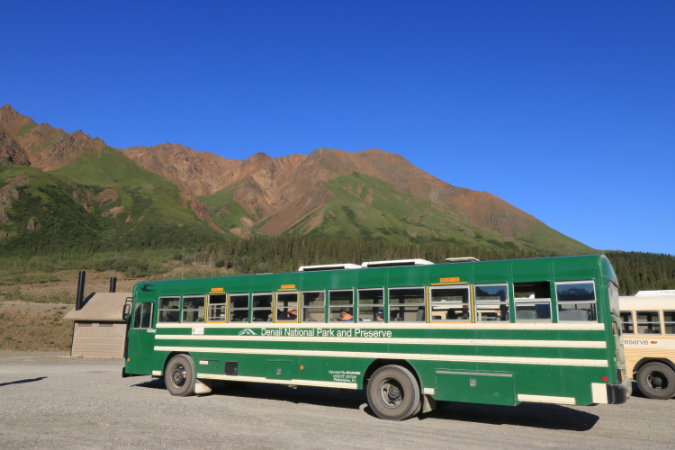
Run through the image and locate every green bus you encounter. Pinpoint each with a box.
[123,254,631,420]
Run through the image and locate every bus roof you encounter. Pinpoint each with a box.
[619,295,675,311]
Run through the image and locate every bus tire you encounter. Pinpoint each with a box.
[367,365,421,421]
[165,354,196,397]
[637,362,675,400]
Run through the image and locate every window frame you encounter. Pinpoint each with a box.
[388,286,426,323]
[207,293,228,323]
[473,283,510,323]
[251,292,274,323]
[181,295,206,323]
[636,310,662,335]
[555,280,598,323]
[276,290,300,323]
[357,288,385,323]
[664,311,675,335]
[620,311,635,335]
[158,296,181,323]
[429,285,471,322]
[328,289,355,323]
[132,302,154,329]
[228,293,250,323]
[301,290,326,323]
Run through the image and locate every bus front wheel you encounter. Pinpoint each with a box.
[637,362,675,400]
[367,365,421,420]
[165,354,196,397]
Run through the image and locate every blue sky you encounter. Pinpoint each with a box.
[2,1,673,254]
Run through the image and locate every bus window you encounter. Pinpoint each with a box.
[277,292,299,322]
[302,291,325,322]
[474,284,509,322]
[252,293,273,322]
[133,302,153,329]
[208,294,227,322]
[182,296,205,323]
[329,290,354,322]
[620,311,634,334]
[636,311,661,334]
[431,286,469,321]
[358,289,384,322]
[158,297,180,323]
[555,281,597,322]
[513,282,552,322]
[665,311,675,335]
[388,287,425,322]
[229,294,249,322]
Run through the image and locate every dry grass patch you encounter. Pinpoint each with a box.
[0,306,73,352]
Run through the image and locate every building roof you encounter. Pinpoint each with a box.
[64,292,131,322]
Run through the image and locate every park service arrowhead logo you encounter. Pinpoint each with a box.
[238,329,257,336]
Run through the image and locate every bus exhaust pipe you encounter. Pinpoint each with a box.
[75,271,86,311]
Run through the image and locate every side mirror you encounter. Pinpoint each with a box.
[123,303,131,320]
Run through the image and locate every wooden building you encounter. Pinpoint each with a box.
[64,292,130,358]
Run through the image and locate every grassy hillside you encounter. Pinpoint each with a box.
[198,182,254,231]
[0,150,223,255]
[283,172,588,254]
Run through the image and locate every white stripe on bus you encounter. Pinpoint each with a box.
[155,334,607,349]
[197,373,358,390]
[154,346,609,367]
[517,394,576,405]
[156,322,605,331]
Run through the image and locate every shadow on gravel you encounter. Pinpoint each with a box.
[131,379,600,430]
[132,378,167,390]
[213,383,367,412]
[422,401,599,431]
[0,376,47,387]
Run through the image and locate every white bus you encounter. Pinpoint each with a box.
[620,290,675,399]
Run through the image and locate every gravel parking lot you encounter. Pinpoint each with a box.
[0,352,673,449]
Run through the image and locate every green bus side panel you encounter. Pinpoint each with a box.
[435,370,515,406]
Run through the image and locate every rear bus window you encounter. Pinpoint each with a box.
[431,286,469,321]
[302,291,325,322]
[208,294,227,322]
[620,311,634,334]
[555,281,597,322]
[252,293,273,322]
[329,290,354,322]
[229,294,249,322]
[474,284,510,322]
[182,296,205,323]
[389,287,426,322]
[664,311,675,335]
[358,289,384,322]
[636,311,661,334]
[514,282,552,322]
[158,297,180,323]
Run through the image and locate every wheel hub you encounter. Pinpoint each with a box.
[171,364,187,388]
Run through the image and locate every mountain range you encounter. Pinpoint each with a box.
[0,104,592,255]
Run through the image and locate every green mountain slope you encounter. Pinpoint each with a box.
[0,149,223,255]
[282,172,592,254]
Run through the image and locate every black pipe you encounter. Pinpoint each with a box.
[75,271,86,310]
[109,277,117,293]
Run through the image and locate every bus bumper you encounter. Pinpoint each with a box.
[607,378,632,404]
[592,378,631,404]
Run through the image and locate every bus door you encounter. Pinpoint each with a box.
[127,302,155,372]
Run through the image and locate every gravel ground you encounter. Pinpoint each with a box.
[0,352,674,449]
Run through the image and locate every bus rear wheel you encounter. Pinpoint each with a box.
[367,365,421,420]
[637,362,675,400]
[165,354,196,397]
